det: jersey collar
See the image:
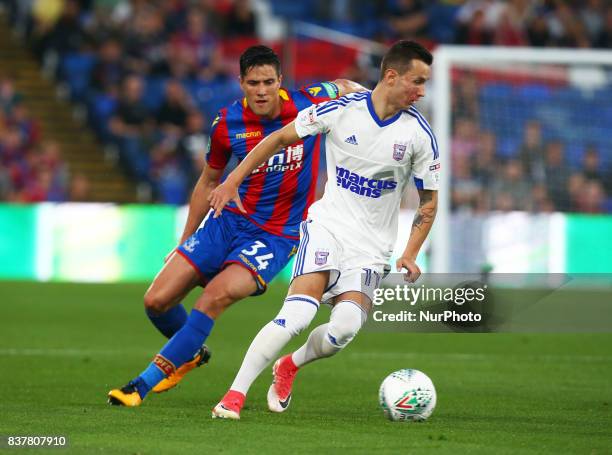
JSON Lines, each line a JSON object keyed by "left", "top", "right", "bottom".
{"left": 366, "top": 92, "right": 402, "bottom": 127}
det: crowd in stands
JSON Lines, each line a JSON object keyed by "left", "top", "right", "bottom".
{"left": 451, "top": 117, "right": 612, "bottom": 214}
{"left": 0, "top": 74, "right": 90, "bottom": 202}
{"left": 1, "top": 0, "right": 610, "bottom": 212}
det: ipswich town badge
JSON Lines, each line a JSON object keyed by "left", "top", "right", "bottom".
{"left": 393, "top": 143, "right": 407, "bottom": 161}
{"left": 315, "top": 250, "right": 329, "bottom": 266}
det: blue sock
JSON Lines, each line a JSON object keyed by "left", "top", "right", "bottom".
{"left": 146, "top": 304, "right": 188, "bottom": 339}
{"left": 134, "top": 310, "right": 214, "bottom": 399}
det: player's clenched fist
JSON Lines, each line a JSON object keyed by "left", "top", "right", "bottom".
{"left": 396, "top": 256, "right": 421, "bottom": 283}
{"left": 208, "top": 181, "right": 246, "bottom": 218}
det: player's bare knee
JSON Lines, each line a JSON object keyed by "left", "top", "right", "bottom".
{"left": 143, "top": 289, "right": 171, "bottom": 314}
{"left": 195, "top": 288, "right": 236, "bottom": 318}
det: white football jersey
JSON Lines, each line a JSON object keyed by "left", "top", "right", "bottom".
{"left": 294, "top": 91, "right": 440, "bottom": 263}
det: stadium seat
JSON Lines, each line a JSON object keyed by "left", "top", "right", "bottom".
{"left": 518, "top": 84, "right": 552, "bottom": 101}
{"left": 427, "top": 4, "right": 461, "bottom": 43}
{"left": 60, "top": 53, "right": 96, "bottom": 101}
{"left": 143, "top": 77, "right": 168, "bottom": 112}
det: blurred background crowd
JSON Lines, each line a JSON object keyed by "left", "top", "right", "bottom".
{"left": 0, "top": 0, "right": 610, "bottom": 212}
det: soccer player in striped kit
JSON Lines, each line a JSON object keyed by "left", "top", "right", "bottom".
{"left": 108, "top": 45, "right": 365, "bottom": 406}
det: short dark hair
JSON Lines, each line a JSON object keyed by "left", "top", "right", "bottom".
{"left": 380, "top": 40, "right": 433, "bottom": 79}
{"left": 239, "top": 45, "right": 281, "bottom": 78}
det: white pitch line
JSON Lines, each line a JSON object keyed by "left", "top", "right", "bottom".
{"left": 0, "top": 348, "right": 153, "bottom": 357}
{"left": 349, "top": 351, "right": 612, "bottom": 364}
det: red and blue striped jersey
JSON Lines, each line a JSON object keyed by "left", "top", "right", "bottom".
{"left": 206, "top": 82, "right": 339, "bottom": 239}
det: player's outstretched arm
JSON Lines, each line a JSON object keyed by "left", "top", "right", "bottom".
{"left": 396, "top": 189, "right": 438, "bottom": 282}
{"left": 332, "top": 79, "right": 369, "bottom": 96}
{"left": 208, "top": 121, "right": 301, "bottom": 218}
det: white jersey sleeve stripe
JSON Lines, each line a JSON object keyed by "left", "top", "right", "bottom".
{"left": 408, "top": 107, "right": 439, "bottom": 156}
{"left": 406, "top": 110, "right": 439, "bottom": 159}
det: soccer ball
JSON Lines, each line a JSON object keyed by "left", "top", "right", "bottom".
{"left": 378, "top": 369, "right": 436, "bottom": 421}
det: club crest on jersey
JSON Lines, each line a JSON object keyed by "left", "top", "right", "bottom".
{"left": 393, "top": 143, "right": 407, "bottom": 161}
{"left": 315, "top": 250, "right": 329, "bottom": 266}
{"left": 183, "top": 236, "right": 199, "bottom": 253}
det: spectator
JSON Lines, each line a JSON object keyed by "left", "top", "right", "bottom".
{"left": 471, "top": 130, "right": 496, "bottom": 187}
{"left": 451, "top": 117, "right": 479, "bottom": 171}
{"left": 90, "top": 37, "right": 127, "bottom": 94}
{"left": 543, "top": 140, "right": 571, "bottom": 211}
{"left": 9, "top": 103, "right": 41, "bottom": 148}
{"left": 493, "top": 1, "right": 528, "bottom": 46}
{"left": 526, "top": 14, "right": 552, "bottom": 47}
{"left": 594, "top": 6, "right": 612, "bottom": 48}
{"left": 109, "top": 75, "right": 153, "bottom": 182}
{"left": 530, "top": 184, "right": 555, "bottom": 213}
{"left": 39, "top": 0, "right": 88, "bottom": 60}
{"left": 452, "top": 154, "right": 483, "bottom": 212}
{"left": 123, "top": 6, "right": 168, "bottom": 76}
{"left": 385, "top": 0, "right": 428, "bottom": 40}
{"left": 69, "top": 172, "right": 91, "bottom": 201}
{"left": 581, "top": 0, "right": 605, "bottom": 43}
{"left": 0, "top": 163, "right": 12, "bottom": 200}
{"left": 224, "top": 0, "right": 256, "bottom": 37}
{"left": 455, "top": 7, "right": 494, "bottom": 45}
{"left": 574, "top": 180, "right": 606, "bottom": 213}
{"left": 156, "top": 80, "right": 192, "bottom": 137}
{"left": 457, "top": 7, "right": 495, "bottom": 45}
{"left": 567, "top": 172, "right": 585, "bottom": 212}
{"left": 171, "top": 8, "right": 219, "bottom": 72}
{"left": 39, "top": 140, "right": 69, "bottom": 193}
{"left": 547, "top": 2, "right": 590, "bottom": 48}
{"left": 175, "top": 110, "right": 209, "bottom": 184}
{"left": 452, "top": 73, "right": 480, "bottom": 122}
{"left": 0, "top": 76, "right": 22, "bottom": 114}
{"left": 580, "top": 146, "right": 609, "bottom": 192}
{"left": 518, "top": 120, "right": 545, "bottom": 182}
{"left": 0, "top": 128, "right": 25, "bottom": 168}
{"left": 489, "top": 159, "right": 532, "bottom": 211}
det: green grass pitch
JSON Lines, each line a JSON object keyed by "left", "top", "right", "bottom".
{"left": 1, "top": 281, "right": 611, "bottom": 454}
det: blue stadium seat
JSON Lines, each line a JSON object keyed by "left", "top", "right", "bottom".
{"left": 480, "top": 83, "right": 514, "bottom": 101}
{"left": 60, "top": 53, "right": 96, "bottom": 101}
{"left": 427, "top": 4, "right": 460, "bottom": 43}
{"left": 565, "top": 143, "right": 585, "bottom": 169}
{"left": 497, "top": 137, "right": 520, "bottom": 158}
{"left": 269, "top": 0, "right": 309, "bottom": 19}
{"left": 88, "top": 93, "right": 117, "bottom": 141}
{"left": 518, "top": 84, "right": 551, "bottom": 101}
{"left": 143, "top": 77, "right": 168, "bottom": 112}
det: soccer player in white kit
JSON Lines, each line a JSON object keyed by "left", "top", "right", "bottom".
{"left": 208, "top": 41, "right": 439, "bottom": 419}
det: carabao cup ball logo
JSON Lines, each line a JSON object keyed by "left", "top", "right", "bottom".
{"left": 393, "top": 389, "right": 434, "bottom": 416}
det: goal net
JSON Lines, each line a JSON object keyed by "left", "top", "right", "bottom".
{"left": 431, "top": 46, "right": 612, "bottom": 273}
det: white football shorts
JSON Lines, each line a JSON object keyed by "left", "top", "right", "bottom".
{"left": 291, "top": 220, "right": 388, "bottom": 304}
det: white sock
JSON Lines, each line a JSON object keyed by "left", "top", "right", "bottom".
{"left": 292, "top": 300, "right": 367, "bottom": 368}
{"left": 229, "top": 294, "right": 319, "bottom": 395}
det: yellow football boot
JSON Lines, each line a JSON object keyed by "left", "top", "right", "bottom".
{"left": 108, "top": 382, "right": 143, "bottom": 407}
{"left": 152, "top": 345, "right": 211, "bottom": 393}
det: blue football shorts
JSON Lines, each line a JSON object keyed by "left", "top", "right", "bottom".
{"left": 177, "top": 210, "right": 298, "bottom": 295}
